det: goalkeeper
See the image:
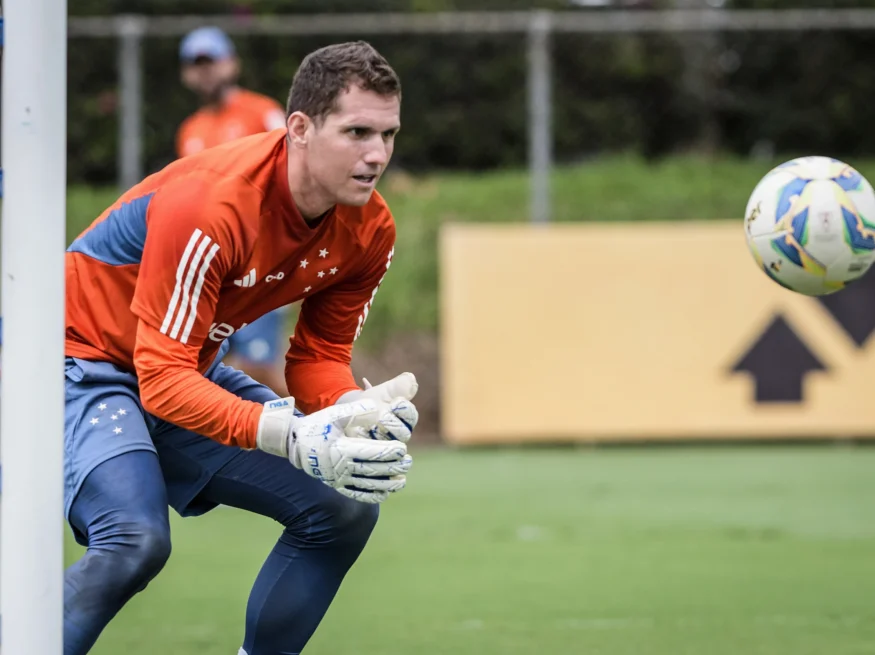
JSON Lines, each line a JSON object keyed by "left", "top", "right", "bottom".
{"left": 62, "top": 41, "right": 417, "bottom": 655}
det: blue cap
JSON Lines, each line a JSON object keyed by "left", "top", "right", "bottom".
{"left": 179, "top": 26, "right": 235, "bottom": 63}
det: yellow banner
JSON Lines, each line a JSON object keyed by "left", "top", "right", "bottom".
{"left": 439, "top": 222, "right": 875, "bottom": 445}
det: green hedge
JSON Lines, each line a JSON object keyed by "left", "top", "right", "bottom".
{"left": 67, "top": 0, "right": 875, "bottom": 184}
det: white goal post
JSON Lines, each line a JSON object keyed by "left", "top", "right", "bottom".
{"left": 0, "top": 0, "right": 67, "bottom": 653}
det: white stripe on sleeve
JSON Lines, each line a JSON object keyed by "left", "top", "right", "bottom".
{"left": 160, "top": 229, "right": 203, "bottom": 335}
{"left": 168, "top": 233, "right": 212, "bottom": 340}
{"left": 180, "top": 242, "right": 221, "bottom": 344}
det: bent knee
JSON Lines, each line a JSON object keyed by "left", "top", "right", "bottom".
{"left": 308, "top": 495, "right": 380, "bottom": 546}
{"left": 130, "top": 524, "right": 172, "bottom": 575}
{"left": 338, "top": 498, "right": 380, "bottom": 535}
{"left": 89, "top": 520, "right": 172, "bottom": 589}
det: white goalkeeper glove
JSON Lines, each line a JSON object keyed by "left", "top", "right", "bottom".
{"left": 255, "top": 397, "right": 412, "bottom": 504}
{"left": 337, "top": 372, "right": 419, "bottom": 443}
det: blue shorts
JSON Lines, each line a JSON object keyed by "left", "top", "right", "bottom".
{"left": 64, "top": 350, "right": 278, "bottom": 529}
{"left": 227, "top": 307, "right": 286, "bottom": 365}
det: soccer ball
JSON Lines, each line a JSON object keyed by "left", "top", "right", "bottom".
{"left": 744, "top": 156, "right": 875, "bottom": 296}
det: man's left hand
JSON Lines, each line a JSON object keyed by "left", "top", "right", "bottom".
{"left": 338, "top": 372, "right": 419, "bottom": 443}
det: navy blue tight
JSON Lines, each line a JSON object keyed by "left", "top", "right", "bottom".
{"left": 64, "top": 448, "right": 378, "bottom": 655}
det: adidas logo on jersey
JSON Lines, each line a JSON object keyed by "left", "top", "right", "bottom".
{"left": 234, "top": 268, "right": 257, "bottom": 288}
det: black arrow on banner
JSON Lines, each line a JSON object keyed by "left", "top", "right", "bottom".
{"left": 817, "top": 267, "right": 875, "bottom": 348}
{"left": 731, "top": 314, "right": 826, "bottom": 403}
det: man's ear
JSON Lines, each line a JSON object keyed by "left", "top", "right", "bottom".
{"left": 286, "top": 112, "right": 310, "bottom": 148}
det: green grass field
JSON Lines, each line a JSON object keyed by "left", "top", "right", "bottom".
{"left": 68, "top": 445, "right": 875, "bottom": 655}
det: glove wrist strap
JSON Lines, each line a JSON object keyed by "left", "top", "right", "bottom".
{"left": 255, "top": 397, "right": 297, "bottom": 460}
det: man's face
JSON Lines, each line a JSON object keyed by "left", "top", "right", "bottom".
{"left": 181, "top": 56, "right": 239, "bottom": 102}
{"left": 302, "top": 85, "right": 401, "bottom": 208}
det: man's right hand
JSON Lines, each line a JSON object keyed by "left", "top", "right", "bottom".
{"left": 256, "top": 397, "right": 413, "bottom": 504}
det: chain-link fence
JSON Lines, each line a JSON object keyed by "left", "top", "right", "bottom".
{"left": 67, "top": 8, "right": 875, "bottom": 222}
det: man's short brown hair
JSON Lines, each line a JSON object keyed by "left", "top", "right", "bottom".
{"left": 286, "top": 41, "right": 401, "bottom": 122}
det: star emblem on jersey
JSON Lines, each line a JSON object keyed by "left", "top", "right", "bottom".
{"left": 291, "top": 243, "right": 345, "bottom": 297}
{"left": 92, "top": 404, "right": 129, "bottom": 436}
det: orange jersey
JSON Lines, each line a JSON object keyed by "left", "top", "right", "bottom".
{"left": 176, "top": 88, "right": 286, "bottom": 158}
{"left": 66, "top": 129, "right": 396, "bottom": 448}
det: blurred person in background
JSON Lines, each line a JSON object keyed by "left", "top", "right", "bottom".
{"left": 177, "top": 25, "right": 289, "bottom": 394}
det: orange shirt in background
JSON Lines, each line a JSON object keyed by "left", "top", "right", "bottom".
{"left": 176, "top": 88, "right": 286, "bottom": 158}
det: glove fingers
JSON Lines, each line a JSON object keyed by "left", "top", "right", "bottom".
{"left": 349, "top": 400, "right": 419, "bottom": 442}
{"left": 373, "top": 412, "right": 413, "bottom": 443}
{"left": 359, "top": 372, "right": 419, "bottom": 403}
{"left": 350, "top": 455, "right": 413, "bottom": 477}
{"left": 345, "top": 475, "right": 407, "bottom": 493}
{"left": 337, "top": 487, "right": 388, "bottom": 504}
{"left": 308, "top": 399, "right": 381, "bottom": 431}
{"left": 384, "top": 372, "right": 419, "bottom": 402}
{"left": 389, "top": 398, "right": 419, "bottom": 431}
{"left": 339, "top": 438, "right": 408, "bottom": 462}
